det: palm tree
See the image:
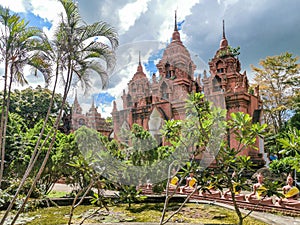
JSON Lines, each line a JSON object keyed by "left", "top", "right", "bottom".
{"left": 0, "top": 6, "right": 51, "bottom": 188}
{"left": 1, "top": 0, "right": 118, "bottom": 223}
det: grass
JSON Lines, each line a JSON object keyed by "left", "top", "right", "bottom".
{"left": 46, "top": 190, "right": 69, "bottom": 198}
{"left": 0, "top": 203, "right": 269, "bottom": 225}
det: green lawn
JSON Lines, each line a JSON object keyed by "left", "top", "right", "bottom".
{"left": 46, "top": 190, "right": 69, "bottom": 198}
{"left": 1, "top": 203, "right": 268, "bottom": 225}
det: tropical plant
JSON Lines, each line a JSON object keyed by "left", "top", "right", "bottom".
{"left": 116, "top": 185, "right": 147, "bottom": 209}
{"left": 67, "top": 152, "right": 100, "bottom": 225}
{"left": 1, "top": 0, "right": 118, "bottom": 223}
{"left": 215, "top": 112, "right": 268, "bottom": 225}
{"left": 0, "top": 5, "right": 50, "bottom": 189}
{"left": 277, "top": 127, "right": 300, "bottom": 172}
{"left": 159, "top": 92, "right": 227, "bottom": 225}
{"left": 0, "top": 112, "right": 27, "bottom": 181}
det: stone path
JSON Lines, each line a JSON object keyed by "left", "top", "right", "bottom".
{"left": 214, "top": 201, "right": 300, "bottom": 225}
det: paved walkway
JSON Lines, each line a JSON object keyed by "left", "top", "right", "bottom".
{"left": 52, "top": 184, "right": 300, "bottom": 225}
{"left": 213, "top": 201, "right": 300, "bottom": 225}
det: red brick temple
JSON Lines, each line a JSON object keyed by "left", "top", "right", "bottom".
{"left": 202, "top": 21, "right": 263, "bottom": 165}
{"left": 111, "top": 16, "right": 265, "bottom": 166}
{"left": 71, "top": 93, "right": 112, "bottom": 137}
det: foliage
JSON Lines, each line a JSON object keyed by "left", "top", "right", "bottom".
{"left": 251, "top": 52, "right": 300, "bottom": 134}
{"left": 117, "top": 123, "right": 176, "bottom": 186}
{"left": 269, "top": 157, "right": 295, "bottom": 177}
{"left": 0, "top": 112, "right": 27, "bottom": 180}
{"left": 4, "top": 177, "right": 41, "bottom": 199}
{"left": 122, "top": 124, "right": 159, "bottom": 166}
{"left": 288, "top": 90, "right": 300, "bottom": 129}
{"left": 0, "top": 1, "right": 119, "bottom": 223}
{"left": 4, "top": 87, "right": 69, "bottom": 129}
{"left": 275, "top": 127, "right": 300, "bottom": 172}
{"left": 159, "top": 92, "right": 227, "bottom": 225}
{"left": 116, "top": 185, "right": 147, "bottom": 209}
{"left": 0, "top": 189, "right": 11, "bottom": 208}
{"left": 159, "top": 92, "right": 270, "bottom": 225}
{"left": 218, "top": 45, "right": 240, "bottom": 58}
{"left": 0, "top": 4, "right": 50, "bottom": 191}
{"left": 215, "top": 112, "right": 268, "bottom": 225}
{"left": 0, "top": 178, "right": 43, "bottom": 211}
{"left": 54, "top": 0, "right": 118, "bottom": 91}
{"left": 67, "top": 130, "right": 107, "bottom": 225}
{"left": 2, "top": 114, "right": 81, "bottom": 196}
{"left": 6, "top": 119, "right": 65, "bottom": 193}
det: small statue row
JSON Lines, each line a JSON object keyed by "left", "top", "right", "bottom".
{"left": 168, "top": 170, "right": 300, "bottom": 209}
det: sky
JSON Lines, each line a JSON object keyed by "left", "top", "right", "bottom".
{"left": 0, "top": 0, "right": 300, "bottom": 118}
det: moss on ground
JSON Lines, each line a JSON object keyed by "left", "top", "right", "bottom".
{"left": 1, "top": 203, "right": 268, "bottom": 225}
{"left": 46, "top": 190, "right": 68, "bottom": 198}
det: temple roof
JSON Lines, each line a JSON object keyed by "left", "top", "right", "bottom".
{"left": 131, "top": 52, "right": 147, "bottom": 81}
{"left": 220, "top": 20, "right": 228, "bottom": 49}
{"left": 158, "top": 11, "right": 195, "bottom": 75}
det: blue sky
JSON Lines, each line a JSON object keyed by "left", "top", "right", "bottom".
{"left": 19, "top": 12, "right": 52, "bottom": 29}
{"left": 1, "top": 0, "right": 300, "bottom": 117}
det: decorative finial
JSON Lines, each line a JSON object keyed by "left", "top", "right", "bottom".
{"left": 91, "top": 96, "right": 95, "bottom": 108}
{"left": 174, "top": 10, "right": 178, "bottom": 31}
{"left": 137, "top": 51, "right": 143, "bottom": 72}
{"left": 219, "top": 20, "right": 228, "bottom": 49}
{"left": 138, "top": 51, "right": 141, "bottom": 65}
{"left": 222, "top": 20, "right": 226, "bottom": 39}
{"left": 74, "top": 89, "right": 78, "bottom": 103}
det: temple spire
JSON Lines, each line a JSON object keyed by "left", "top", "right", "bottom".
{"left": 74, "top": 90, "right": 79, "bottom": 104}
{"left": 137, "top": 51, "right": 143, "bottom": 72}
{"left": 222, "top": 19, "right": 226, "bottom": 39}
{"left": 174, "top": 10, "right": 178, "bottom": 31}
{"left": 138, "top": 51, "right": 141, "bottom": 65}
{"left": 91, "top": 96, "right": 95, "bottom": 109}
{"left": 219, "top": 20, "right": 228, "bottom": 49}
{"left": 172, "top": 10, "right": 181, "bottom": 42}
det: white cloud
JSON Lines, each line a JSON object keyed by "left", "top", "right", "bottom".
{"left": 118, "top": 0, "right": 150, "bottom": 34}
{"left": 29, "top": 0, "right": 63, "bottom": 22}
{"left": 0, "top": 0, "right": 26, "bottom": 12}
{"left": 218, "top": 0, "right": 240, "bottom": 8}
{"left": 1, "top": 0, "right": 300, "bottom": 118}
{"left": 29, "top": 0, "right": 64, "bottom": 40}
{"left": 156, "top": 0, "right": 200, "bottom": 43}
{"left": 99, "top": 103, "right": 113, "bottom": 118}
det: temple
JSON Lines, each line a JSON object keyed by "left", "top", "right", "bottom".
{"left": 71, "top": 15, "right": 265, "bottom": 166}
{"left": 202, "top": 20, "right": 263, "bottom": 164}
{"left": 111, "top": 16, "right": 265, "bottom": 166}
{"left": 112, "top": 12, "right": 202, "bottom": 144}
{"left": 71, "top": 93, "right": 112, "bottom": 137}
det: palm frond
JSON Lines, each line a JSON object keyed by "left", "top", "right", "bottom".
{"left": 81, "top": 41, "right": 116, "bottom": 71}
{"left": 81, "top": 22, "right": 119, "bottom": 50}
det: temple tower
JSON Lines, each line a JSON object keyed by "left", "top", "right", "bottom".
{"left": 112, "top": 11, "right": 201, "bottom": 142}
{"left": 202, "top": 21, "right": 264, "bottom": 166}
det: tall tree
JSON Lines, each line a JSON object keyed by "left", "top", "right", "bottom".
{"left": 7, "top": 86, "right": 69, "bottom": 129}
{"left": 2, "top": 0, "right": 118, "bottom": 224}
{"left": 251, "top": 52, "right": 300, "bottom": 134}
{"left": 0, "top": 6, "right": 50, "bottom": 188}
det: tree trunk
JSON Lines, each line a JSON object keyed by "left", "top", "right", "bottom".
{"left": 9, "top": 63, "right": 72, "bottom": 225}
{"left": 0, "top": 62, "right": 60, "bottom": 225}
{"left": 0, "top": 58, "right": 9, "bottom": 188}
